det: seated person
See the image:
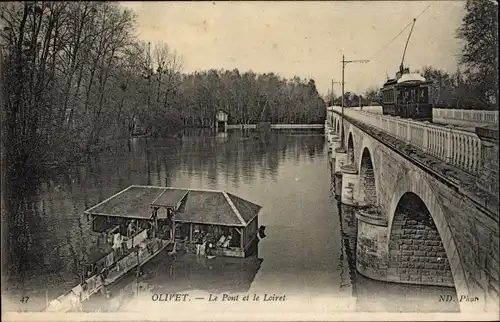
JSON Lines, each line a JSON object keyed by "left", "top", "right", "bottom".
{"left": 216, "top": 234, "right": 226, "bottom": 247}
{"left": 162, "top": 225, "right": 170, "bottom": 238}
{"left": 193, "top": 230, "right": 204, "bottom": 243}
{"left": 221, "top": 235, "right": 232, "bottom": 248}
{"left": 127, "top": 221, "right": 136, "bottom": 237}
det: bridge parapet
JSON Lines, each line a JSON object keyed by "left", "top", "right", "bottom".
{"left": 434, "top": 108, "right": 498, "bottom": 127}
{"left": 476, "top": 126, "right": 499, "bottom": 197}
{"left": 330, "top": 107, "right": 482, "bottom": 174}
{"left": 328, "top": 107, "right": 499, "bottom": 313}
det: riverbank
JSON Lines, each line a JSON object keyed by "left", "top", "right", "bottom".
{"left": 226, "top": 124, "right": 324, "bottom": 130}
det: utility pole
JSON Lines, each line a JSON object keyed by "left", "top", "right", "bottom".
{"left": 331, "top": 79, "right": 334, "bottom": 106}
{"left": 331, "top": 79, "right": 342, "bottom": 106}
{"left": 341, "top": 55, "right": 369, "bottom": 147}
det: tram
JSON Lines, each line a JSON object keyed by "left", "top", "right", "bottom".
{"left": 380, "top": 68, "right": 432, "bottom": 121}
{"left": 379, "top": 19, "right": 433, "bottom": 122}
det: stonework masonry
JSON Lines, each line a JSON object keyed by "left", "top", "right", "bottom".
{"left": 358, "top": 152, "right": 376, "bottom": 206}
{"left": 341, "top": 166, "right": 359, "bottom": 206}
{"left": 329, "top": 110, "right": 500, "bottom": 313}
{"left": 478, "top": 138, "right": 499, "bottom": 197}
{"left": 388, "top": 210, "right": 454, "bottom": 287}
{"left": 356, "top": 220, "right": 388, "bottom": 281}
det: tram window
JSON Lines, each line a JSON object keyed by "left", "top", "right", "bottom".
{"left": 420, "top": 87, "right": 428, "bottom": 103}
{"left": 399, "top": 90, "right": 407, "bottom": 103}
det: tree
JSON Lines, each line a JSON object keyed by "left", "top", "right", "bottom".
{"left": 324, "top": 92, "right": 337, "bottom": 107}
{"left": 1, "top": 2, "right": 327, "bottom": 173}
{"left": 456, "top": 0, "right": 498, "bottom": 109}
{"left": 364, "top": 87, "right": 380, "bottom": 105}
{"left": 421, "top": 66, "right": 456, "bottom": 108}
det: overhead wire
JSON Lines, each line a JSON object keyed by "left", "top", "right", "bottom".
{"left": 368, "top": 1, "right": 436, "bottom": 61}
{"left": 331, "top": 1, "right": 435, "bottom": 95}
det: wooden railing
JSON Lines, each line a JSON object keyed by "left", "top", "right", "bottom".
{"left": 329, "top": 106, "right": 482, "bottom": 174}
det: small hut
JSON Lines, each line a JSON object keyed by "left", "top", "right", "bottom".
{"left": 215, "top": 109, "right": 229, "bottom": 132}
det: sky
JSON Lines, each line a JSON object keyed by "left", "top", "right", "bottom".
{"left": 121, "top": 1, "right": 466, "bottom": 96}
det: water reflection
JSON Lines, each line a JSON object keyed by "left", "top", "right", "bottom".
{"left": 83, "top": 249, "right": 264, "bottom": 312}
{"left": 3, "top": 127, "right": 464, "bottom": 313}
{"left": 2, "top": 169, "right": 90, "bottom": 311}
{"left": 2, "top": 129, "right": 326, "bottom": 311}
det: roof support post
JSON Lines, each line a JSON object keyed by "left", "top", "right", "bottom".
{"left": 240, "top": 227, "right": 244, "bottom": 250}
{"left": 172, "top": 221, "right": 176, "bottom": 242}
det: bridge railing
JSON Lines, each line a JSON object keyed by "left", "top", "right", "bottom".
{"left": 433, "top": 108, "right": 498, "bottom": 126}
{"left": 330, "top": 107, "right": 482, "bottom": 174}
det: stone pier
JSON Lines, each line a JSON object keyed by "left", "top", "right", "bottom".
{"left": 327, "top": 106, "right": 499, "bottom": 314}
{"left": 332, "top": 147, "right": 347, "bottom": 199}
{"left": 334, "top": 147, "right": 347, "bottom": 174}
{"left": 340, "top": 164, "right": 360, "bottom": 206}
{"left": 355, "top": 207, "right": 389, "bottom": 281}
{"left": 330, "top": 135, "right": 341, "bottom": 159}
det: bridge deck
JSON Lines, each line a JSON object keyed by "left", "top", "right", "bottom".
{"left": 333, "top": 111, "right": 498, "bottom": 218}
{"left": 345, "top": 106, "right": 494, "bottom": 132}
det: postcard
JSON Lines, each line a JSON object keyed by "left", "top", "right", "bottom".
{"left": 1, "top": 1, "right": 498, "bottom": 321}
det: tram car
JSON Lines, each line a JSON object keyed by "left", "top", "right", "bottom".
{"left": 380, "top": 70, "right": 433, "bottom": 121}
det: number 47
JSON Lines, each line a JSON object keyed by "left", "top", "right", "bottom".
{"left": 20, "top": 296, "right": 29, "bottom": 303}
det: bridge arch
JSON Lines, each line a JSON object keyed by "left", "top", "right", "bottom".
{"left": 357, "top": 147, "right": 378, "bottom": 206}
{"left": 347, "top": 131, "right": 355, "bottom": 165}
{"left": 387, "top": 170, "right": 468, "bottom": 302}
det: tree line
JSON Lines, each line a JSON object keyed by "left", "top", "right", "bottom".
{"left": 178, "top": 71, "right": 325, "bottom": 128}
{"left": 1, "top": 2, "right": 326, "bottom": 171}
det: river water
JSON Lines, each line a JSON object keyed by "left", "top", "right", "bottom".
{"left": 2, "top": 129, "right": 458, "bottom": 313}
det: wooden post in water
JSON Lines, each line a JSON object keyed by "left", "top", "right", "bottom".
{"left": 151, "top": 209, "right": 157, "bottom": 238}
{"left": 136, "top": 249, "right": 140, "bottom": 295}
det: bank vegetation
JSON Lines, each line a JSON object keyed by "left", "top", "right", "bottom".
{"left": 1, "top": 2, "right": 326, "bottom": 171}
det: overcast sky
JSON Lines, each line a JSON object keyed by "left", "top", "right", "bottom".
{"left": 121, "top": 1, "right": 465, "bottom": 96}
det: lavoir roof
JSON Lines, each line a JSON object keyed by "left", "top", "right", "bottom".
{"left": 84, "top": 185, "right": 262, "bottom": 227}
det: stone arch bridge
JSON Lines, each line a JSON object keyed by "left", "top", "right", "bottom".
{"left": 326, "top": 107, "right": 499, "bottom": 313}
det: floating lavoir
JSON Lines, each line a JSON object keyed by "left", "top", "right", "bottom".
{"left": 46, "top": 185, "right": 265, "bottom": 312}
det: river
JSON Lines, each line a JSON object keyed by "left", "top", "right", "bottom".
{"left": 2, "top": 128, "right": 458, "bottom": 313}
